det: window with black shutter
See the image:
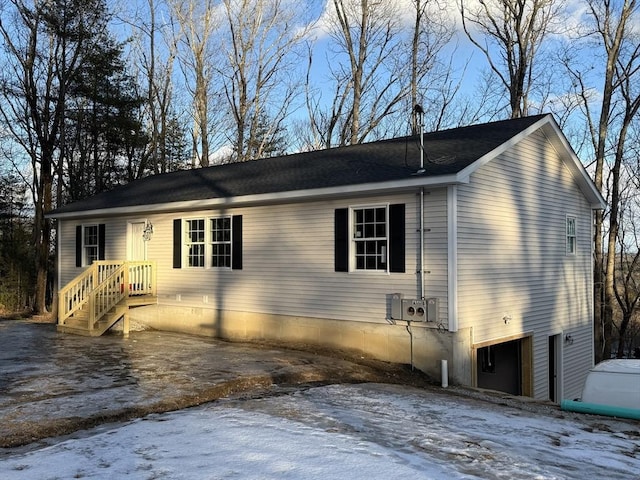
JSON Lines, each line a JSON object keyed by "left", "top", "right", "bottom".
{"left": 334, "top": 204, "right": 405, "bottom": 273}
{"left": 75, "top": 223, "right": 106, "bottom": 267}
{"left": 173, "top": 215, "right": 243, "bottom": 270}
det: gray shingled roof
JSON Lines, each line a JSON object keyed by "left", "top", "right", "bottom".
{"left": 48, "top": 114, "right": 549, "bottom": 215}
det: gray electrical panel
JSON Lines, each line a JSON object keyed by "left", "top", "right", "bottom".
{"left": 391, "top": 295, "right": 438, "bottom": 323}
{"left": 402, "top": 299, "right": 427, "bottom": 321}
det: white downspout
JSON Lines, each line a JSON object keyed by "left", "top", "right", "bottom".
{"left": 418, "top": 108, "right": 425, "bottom": 301}
{"left": 420, "top": 187, "right": 425, "bottom": 300}
{"left": 448, "top": 185, "right": 458, "bottom": 332}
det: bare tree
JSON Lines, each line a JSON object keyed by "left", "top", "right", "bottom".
{"left": 170, "top": 0, "right": 219, "bottom": 167}
{"left": 126, "top": 0, "right": 187, "bottom": 175}
{"left": 408, "top": 0, "right": 456, "bottom": 133}
{"left": 564, "top": 0, "right": 640, "bottom": 361}
{"left": 309, "top": 0, "right": 408, "bottom": 147}
{"left": 460, "top": 0, "right": 562, "bottom": 118}
{"left": 220, "top": 0, "right": 313, "bottom": 163}
{"left": 609, "top": 66, "right": 640, "bottom": 359}
{"left": 0, "top": 0, "right": 111, "bottom": 314}
{"left": 614, "top": 165, "right": 640, "bottom": 357}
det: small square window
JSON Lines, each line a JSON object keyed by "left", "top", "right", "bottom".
{"left": 566, "top": 217, "right": 576, "bottom": 255}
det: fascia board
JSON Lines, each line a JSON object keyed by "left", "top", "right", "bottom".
{"left": 540, "top": 120, "right": 607, "bottom": 210}
{"left": 456, "top": 114, "right": 553, "bottom": 182}
{"left": 455, "top": 114, "right": 606, "bottom": 211}
{"left": 46, "top": 174, "right": 467, "bottom": 220}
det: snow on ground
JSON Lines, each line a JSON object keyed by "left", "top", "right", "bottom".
{"left": 2, "top": 383, "right": 638, "bottom": 479}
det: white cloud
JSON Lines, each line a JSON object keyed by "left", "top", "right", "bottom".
{"left": 310, "top": 0, "right": 463, "bottom": 41}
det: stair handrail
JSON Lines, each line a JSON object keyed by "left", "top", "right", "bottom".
{"left": 58, "top": 261, "right": 124, "bottom": 325}
{"left": 88, "top": 263, "right": 129, "bottom": 331}
{"left": 58, "top": 263, "right": 97, "bottom": 325}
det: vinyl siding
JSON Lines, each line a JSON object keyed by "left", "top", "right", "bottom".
{"left": 422, "top": 189, "right": 450, "bottom": 316}
{"left": 58, "top": 191, "right": 450, "bottom": 326}
{"left": 457, "top": 130, "right": 594, "bottom": 399}
{"left": 561, "top": 326, "right": 593, "bottom": 400}
{"left": 58, "top": 218, "right": 127, "bottom": 285}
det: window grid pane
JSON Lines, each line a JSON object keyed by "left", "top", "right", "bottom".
{"left": 353, "top": 207, "right": 387, "bottom": 271}
{"left": 188, "top": 244, "right": 205, "bottom": 267}
{"left": 566, "top": 217, "right": 576, "bottom": 255}
{"left": 186, "top": 219, "right": 205, "bottom": 267}
{"left": 211, "top": 217, "right": 232, "bottom": 268}
{"left": 85, "top": 246, "right": 98, "bottom": 265}
{"left": 188, "top": 219, "right": 205, "bottom": 242}
{"left": 84, "top": 225, "right": 98, "bottom": 245}
{"left": 84, "top": 225, "right": 98, "bottom": 265}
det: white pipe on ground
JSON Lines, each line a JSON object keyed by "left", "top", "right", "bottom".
{"left": 441, "top": 359, "right": 448, "bottom": 388}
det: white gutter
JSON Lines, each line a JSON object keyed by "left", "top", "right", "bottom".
{"left": 47, "top": 174, "right": 468, "bottom": 220}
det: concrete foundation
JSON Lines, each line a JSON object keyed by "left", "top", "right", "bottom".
{"left": 129, "top": 303, "right": 473, "bottom": 385}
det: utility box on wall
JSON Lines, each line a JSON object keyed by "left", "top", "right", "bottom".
{"left": 402, "top": 299, "right": 428, "bottom": 321}
{"left": 391, "top": 294, "right": 438, "bottom": 323}
{"left": 391, "top": 293, "right": 404, "bottom": 320}
{"left": 426, "top": 297, "right": 438, "bottom": 322}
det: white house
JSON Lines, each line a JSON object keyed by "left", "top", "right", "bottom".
{"left": 47, "top": 114, "right": 605, "bottom": 402}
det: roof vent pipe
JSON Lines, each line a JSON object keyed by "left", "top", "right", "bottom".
{"left": 413, "top": 104, "right": 425, "bottom": 172}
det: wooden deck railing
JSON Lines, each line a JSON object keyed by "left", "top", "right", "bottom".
{"left": 58, "top": 261, "right": 156, "bottom": 328}
{"left": 126, "top": 261, "right": 157, "bottom": 296}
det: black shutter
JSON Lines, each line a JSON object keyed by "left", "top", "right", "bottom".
{"left": 75, "top": 225, "right": 82, "bottom": 267}
{"left": 173, "top": 219, "right": 182, "bottom": 269}
{"left": 232, "top": 215, "right": 243, "bottom": 270}
{"left": 335, "top": 208, "right": 349, "bottom": 272}
{"left": 389, "top": 204, "right": 405, "bottom": 273}
{"left": 98, "top": 224, "right": 106, "bottom": 260}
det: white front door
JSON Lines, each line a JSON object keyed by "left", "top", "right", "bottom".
{"left": 129, "top": 221, "right": 147, "bottom": 261}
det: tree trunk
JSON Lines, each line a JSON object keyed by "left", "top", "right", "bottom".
{"left": 593, "top": 226, "right": 606, "bottom": 362}
{"left": 33, "top": 167, "right": 53, "bottom": 314}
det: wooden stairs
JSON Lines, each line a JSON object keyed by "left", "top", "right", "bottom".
{"left": 57, "top": 261, "right": 157, "bottom": 336}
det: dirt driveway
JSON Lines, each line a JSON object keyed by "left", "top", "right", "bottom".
{"left": 0, "top": 319, "right": 430, "bottom": 448}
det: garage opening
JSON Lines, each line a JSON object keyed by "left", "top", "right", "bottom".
{"left": 476, "top": 337, "right": 532, "bottom": 396}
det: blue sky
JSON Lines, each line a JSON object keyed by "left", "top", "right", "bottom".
{"left": 94, "top": 1, "right": 635, "bottom": 158}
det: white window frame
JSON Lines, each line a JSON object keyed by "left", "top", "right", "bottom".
{"left": 210, "top": 216, "right": 232, "bottom": 268}
{"left": 566, "top": 216, "right": 576, "bottom": 255}
{"left": 184, "top": 216, "right": 232, "bottom": 269}
{"left": 185, "top": 219, "right": 206, "bottom": 267}
{"left": 83, "top": 224, "right": 99, "bottom": 266}
{"left": 350, "top": 204, "right": 389, "bottom": 272}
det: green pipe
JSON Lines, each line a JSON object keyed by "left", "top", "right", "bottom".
{"left": 561, "top": 400, "right": 640, "bottom": 420}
